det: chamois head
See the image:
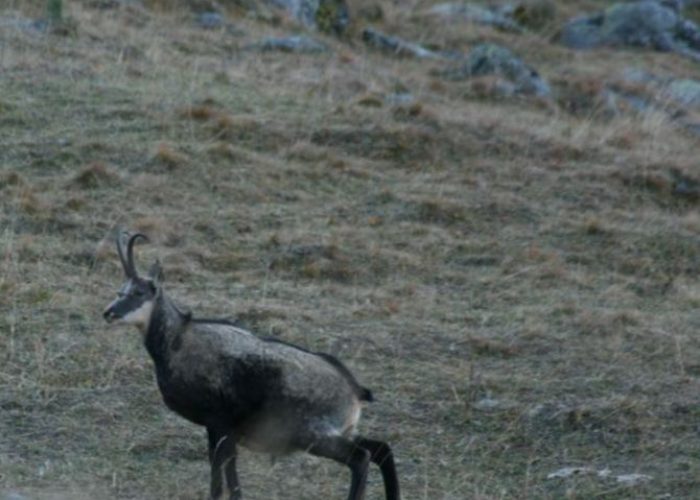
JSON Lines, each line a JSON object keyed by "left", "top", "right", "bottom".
{"left": 103, "top": 231, "right": 162, "bottom": 329}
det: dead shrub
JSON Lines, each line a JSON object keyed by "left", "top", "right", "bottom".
{"left": 70, "top": 162, "right": 120, "bottom": 189}
{"left": 151, "top": 143, "right": 188, "bottom": 170}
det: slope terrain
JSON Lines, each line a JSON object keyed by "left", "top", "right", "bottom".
{"left": 2, "top": 0, "right": 700, "bottom": 498}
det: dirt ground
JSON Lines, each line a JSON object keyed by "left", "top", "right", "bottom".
{"left": 2, "top": 0, "right": 700, "bottom": 498}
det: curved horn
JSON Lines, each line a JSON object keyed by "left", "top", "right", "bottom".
{"left": 126, "top": 233, "right": 149, "bottom": 278}
{"left": 116, "top": 230, "right": 133, "bottom": 277}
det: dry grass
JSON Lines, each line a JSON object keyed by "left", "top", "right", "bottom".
{"left": 2, "top": 0, "right": 700, "bottom": 499}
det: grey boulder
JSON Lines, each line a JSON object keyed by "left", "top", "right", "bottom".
{"left": 439, "top": 43, "right": 550, "bottom": 97}
{"left": 249, "top": 35, "right": 328, "bottom": 53}
{"left": 362, "top": 28, "right": 444, "bottom": 59}
{"left": 557, "top": 0, "right": 700, "bottom": 57}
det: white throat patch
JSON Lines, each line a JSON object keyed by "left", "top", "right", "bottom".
{"left": 121, "top": 300, "right": 154, "bottom": 330}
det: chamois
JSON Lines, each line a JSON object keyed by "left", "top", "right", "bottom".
{"left": 102, "top": 231, "right": 400, "bottom": 500}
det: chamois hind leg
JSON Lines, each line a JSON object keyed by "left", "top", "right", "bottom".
{"left": 354, "top": 437, "right": 400, "bottom": 500}
{"left": 209, "top": 432, "right": 241, "bottom": 500}
{"left": 207, "top": 427, "right": 218, "bottom": 464}
{"left": 308, "top": 436, "right": 371, "bottom": 500}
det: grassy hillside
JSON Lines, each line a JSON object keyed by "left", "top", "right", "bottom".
{"left": 2, "top": 0, "right": 700, "bottom": 498}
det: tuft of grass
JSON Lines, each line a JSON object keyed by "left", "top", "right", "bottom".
{"left": 512, "top": 0, "right": 557, "bottom": 31}
{"left": 150, "top": 143, "right": 189, "bottom": 171}
{"left": 0, "top": 171, "right": 26, "bottom": 190}
{"left": 46, "top": 0, "right": 62, "bottom": 22}
{"left": 70, "top": 162, "right": 120, "bottom": 189}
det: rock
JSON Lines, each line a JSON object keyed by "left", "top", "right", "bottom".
{"left": 557, "top": 3, "right": 675, "bottom": 50}
{"left": 670, "top": 168, "right": 700, "bottom": 199}
{"left": 683, "top": 121, "right": 700, "bottom": 135}
{"left": 426, "top": 3, "right": 523, "bottom": 32}
{"left": 546, "top": 467, "right": 652, "bottom": 487}
{"left": 0, "top": 11, "right": 79, "bottom": 37}
{"left": 621, "top": 67, "right": 660, "bottom": 85}
{"left": 362, "top": 28, "right": 444, "bottom": 59}
{"left": 665, "top": 78, "right": 700, "bottom": 105}
{"left": 438, "top": 43, "right": 551, "bottom": 97}
{"left": 268, "top": 0, "right": 349, "bottom": 34}
{"left": 196, "top": 12, "right": 225, "bottom": 29}
{"left": 88, "top": 0, "right": 144, "bottom": 8}
{"left": 618, "top": 68, "right": 700, "bottom": 109}
{"left": 426, "top": 1, "right": 557, "bottom": 32}
{"left": 616, "top": 473, "right": 653, "bottom": 486}
{"left": 0, "top": 15, "right": 48, "bottom": 33}
{"left": 2, "top": 493, "right": 29, "bottom": 500}
{"left": 557, "top": 0, "right": 700, "bottom": 58}
{"left": 472, "top": 397, "right": 516, "bottom": 411}
{"left": 385, "top": 93, "right": 415, "bottom": 106}
{"left": 546, "top": 466, "right": 597, "bottom": 480}
{"left": 249, "top": 35, "right": 328, "bottom": 53}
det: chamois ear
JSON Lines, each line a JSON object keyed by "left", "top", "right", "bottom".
{"left": 148, "top": 259, "right": 164, "bottom": 284}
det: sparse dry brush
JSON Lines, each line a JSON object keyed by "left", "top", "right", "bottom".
{"left": 2, "top": 0, "right": 700, "bottom": 498}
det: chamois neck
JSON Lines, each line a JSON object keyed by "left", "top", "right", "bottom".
{"left": 144, "top": 290, "right": 189, "bottom": 365}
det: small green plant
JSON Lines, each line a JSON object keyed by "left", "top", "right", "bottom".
{"left": 47, "top": 0, "right": 63, "bottom": 23}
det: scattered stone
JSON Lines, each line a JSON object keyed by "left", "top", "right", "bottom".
{"left": 472, "top": 397, "right": 516, "bottom": 411}
{"left": 1, "top": 493, "right": 28, "bottom": 500}
{"left": 426, "top": 3, "right": 523, "bottom": 32}
{"left": 616, "top": 68, "right": 700, "bottom": 109}
{"left": 670, "top": 168, "right": 700, "bottom": 200}
{"left": 362, "top": 28, "right": 444, "bottom": 59}
{"left": 597, "top": 468, "right": 612, "bottom": 478}
{"left": 556, "top": 0, "right": 700, "bottom": 60}
{"left": 473, "top": 397, "right": 500, "bottom": 411}
{"left": 616, "top": 473, "right": 653, "bottom": 486}
{"left": 547, "top": 465, "right": 652, "bottom": 486}
{"left": 87, "top": 0, "right": 143, "bottom": 9}
{"left": 385, "top": 93, "right": 415, "bottom": 106}
{"left": 0, "top": 14, "right": 48, "bottom": 33}
{"left": 438, "top": 43, "right": 550, "bottom": 97}
{"left": 546, "top": 466, "right": 597, "bottom": 480}
{"left": 621, "top": 67, "right": 659, "bottom": 85}
{"left": 665, "top": 78, "right": 700, "bottom": 105}
{"left": 554, "top": 65, "right": 700, "bottom": 121}
{"left": 2, "top": 493, "right": 28, "bottom": 500}
{"left": 196, "top": 12, "right": 225, "bottom": 29}
{"left": 683, "top": 121, "right": 700, "bottom": 135}
{"left": 0, "top": 12, "right": 78, "bottom": 37}
{"left": 249, "top": 35, "right": 328, "bottom": 53}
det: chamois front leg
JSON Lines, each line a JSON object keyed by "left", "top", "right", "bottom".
{"left": 207, "top": 426, "right": 219, "bottom": 465}
{"left": 309, "top": 436, "right": 371, "bottom": 500}
{"left": 209, "top": 432, "right": 241, "bottom": 500}
{"left": 354, "top": 437, "right": 400, "bottom": 500}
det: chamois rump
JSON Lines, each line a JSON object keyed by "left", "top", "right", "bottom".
{"left": 102, "top": 231, "right": 399, "bottom": 500}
